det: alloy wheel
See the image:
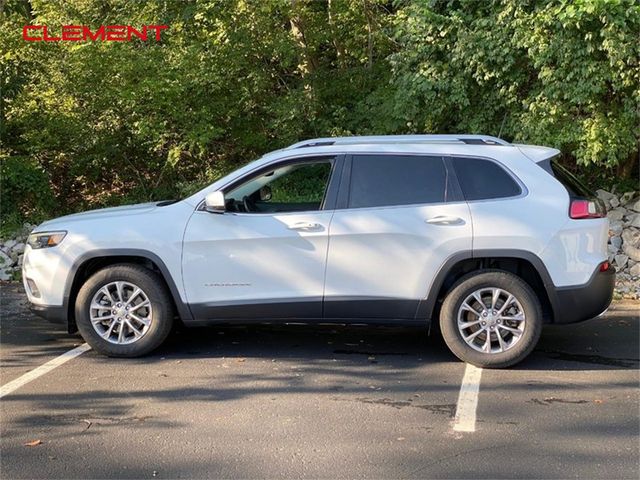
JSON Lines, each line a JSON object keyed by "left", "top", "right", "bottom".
{"left": 457, "top": 287, "right": 526, "bottom": 354}
{"left": 89, "top": 281, "right": 153, "bottom": 344}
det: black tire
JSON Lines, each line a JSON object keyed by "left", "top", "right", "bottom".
{"left": 75, "top": 264, "right": 174, "bottom": 357}
{"left": 439, "top": 270, "right": 543, "bottom": 368}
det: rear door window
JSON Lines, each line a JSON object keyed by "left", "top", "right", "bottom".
{"left": 348, "top": 155, "right": 447, "bottom": 208}
{"left": 451, "top": 157, "right": 522, "bottom": 201}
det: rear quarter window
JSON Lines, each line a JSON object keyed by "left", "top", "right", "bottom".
{"left": 549, "top": 159, "right": 594, "bottom": 198}
{"left": 451, "top": 157, "right": 522, "bottom": 201}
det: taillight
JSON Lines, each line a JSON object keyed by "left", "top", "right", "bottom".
{"left": 599, "top": 261, "right": 611, "bottom": 272}
{"left": 569, "top": 198, "right": 605, "bottom": 219}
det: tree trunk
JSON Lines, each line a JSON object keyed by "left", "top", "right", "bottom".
{"left": 328, "top": 0, "right": 346, "bottom": 68}
{"left": 616, "top": 149, "right": 639, "bottom": 179}
{"left": 290, "top": 0, "right": 316, "bottom": 82}
{"left": 363, "top": 0, "right": 373, "bottom": 69}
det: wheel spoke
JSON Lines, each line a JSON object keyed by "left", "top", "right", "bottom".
{"left": 458, "top": 319, "right": 483, "bottom": 329}
{"left": 491, "top": 288, "right": 502, "bottom": 309}
{"left": 483, "top": 330, "right": 492, "bottom": 352}
{"left": 460, "top": 301, "right": 481, "bottom": 316}
{"left": 495, "top": 328, "right": 506, "bottom": 352}
{"left": 125, "top": 288, "right": 142, "bottom": 306}
{"left": 499, "top": 312, "right": 525, "bottom": 322}
{"left": 129, "top": 300, "right": 150, "bottom": 312}
{"left": 130, "top": 313, "right": 151, "bottom": 327}
{"left": 125, "top": 320, "right": 143, "bottom": 338}
{"left": 498, "top": 324, "right": 522, "bottom": 336}
{"left": 91, "top": 302, "right": 111, "bottom": 311}
{"left": 464, "top": 328, "right": 485, "bottom": 342}
{"left": 115, "top": 282, "right": 125, "bottom": 303}
{"left": 91, "top": 314, "right": 115, "bottom": 323}
{"left": 472, "top": 292, "right": 487, "bottom": 311}
{"left": 99, "top": 287, "right": 116, "bottom": 305}
{"left": 117, "top": 321, "right": 126, "bottom": 343}
{"left": 102, "top": 321, "right": 117, "bottom": 339}
{"left": 497, "top": 294, "right": 515, "bottom": 314}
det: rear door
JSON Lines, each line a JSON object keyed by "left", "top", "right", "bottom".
{"left": 323, "top": 153, "right": 472, "bottom": 320}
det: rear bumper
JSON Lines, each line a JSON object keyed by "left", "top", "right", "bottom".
{"left": 552, "top": 266, "right": 615, "bottom": 324}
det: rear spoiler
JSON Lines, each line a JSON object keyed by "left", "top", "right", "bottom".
{"left": 515, "top": 144, "right": 561, "bottom": 163}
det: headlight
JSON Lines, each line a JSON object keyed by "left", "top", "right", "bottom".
{"left": 27, "top": 231, "right": 67, "bottom": 249}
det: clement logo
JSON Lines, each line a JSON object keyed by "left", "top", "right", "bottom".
{"left": 23, "top": 25, "right": 168, "bottom": 42}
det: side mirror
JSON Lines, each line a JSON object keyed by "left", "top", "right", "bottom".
{"left": 204, "top": 191, "right": 226, "bottom": 213}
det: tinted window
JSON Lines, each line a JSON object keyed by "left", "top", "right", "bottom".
{"left": 226, "top": 161, "right": 332, "bottom": 213}
{"left": 452, "top": 157, "right": 521, "bottom": 201}
{"left": 348, "top": 155, "right": 447, "bottom": 208}
{"left": 550, "top": 158, "right": 593, "bottom": 198}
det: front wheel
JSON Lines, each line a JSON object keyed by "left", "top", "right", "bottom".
{"left": 439, "top": 270, "right": 543, "bottom": 368}
{"left": 75, "top": 264, "right": 174, "bottom": 357}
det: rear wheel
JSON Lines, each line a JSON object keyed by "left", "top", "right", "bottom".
{"left": 439, "top": 270, "right": 542, "bottom": 368}
{"left": 75, "top": 264, "right": 174, "bottom": 357}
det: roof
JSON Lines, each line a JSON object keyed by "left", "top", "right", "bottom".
{"left": 286, "top": 134, "right": 510, "bottom": 149}
{"left": 281, "top": 135, "right": 560, "bottom": 163}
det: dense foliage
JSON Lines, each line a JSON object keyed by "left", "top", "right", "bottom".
{"left": 1, "top": 0, "right": 638, "bottom": 231}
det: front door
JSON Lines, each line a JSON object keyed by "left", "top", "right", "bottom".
{"left": 182, "top": 156, "right": 340, "bottom": 320}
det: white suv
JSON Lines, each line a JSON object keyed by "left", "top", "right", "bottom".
{"left": 22, "top": 135, "right": 614, "bottom": 367}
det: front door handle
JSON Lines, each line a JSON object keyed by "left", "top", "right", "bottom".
{"left": 287, "top": 222, "right": 323, "bottom": 231}
{"left": 426, "top": 215, "right": 464, "bottom": 225}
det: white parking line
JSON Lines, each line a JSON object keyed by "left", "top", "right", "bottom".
{"left": 0, "top": 343, "right": 91, "bottom": 399}
{"left": 453, "top": 363, "right": 483, "bottom": 432}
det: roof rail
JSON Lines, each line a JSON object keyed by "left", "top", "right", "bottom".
{"left": 287, "top": 134, "right": 510, "bottom": 149}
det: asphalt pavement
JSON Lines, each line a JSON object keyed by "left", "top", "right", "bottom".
{"left": 1, "top": 282, "right": 638, "bottom": 479}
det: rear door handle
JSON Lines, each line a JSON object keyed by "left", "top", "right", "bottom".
{"left": 426, "top": 215, "right": 463, "bottom": 225}
{"left": 287, "top": 222, "right": 323, "bottom": 231}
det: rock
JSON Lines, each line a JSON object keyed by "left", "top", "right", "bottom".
{"left": 607, "top": 208, "right": 626, "bottom": 222}
{"left": 596, "top": 189, "right": 616, "bottom": 202}
{"left": 630, "top": 263, "right": 640, "bottom": 277}
{"left": 11, "top": 242, "right": 25, "bottom": 254}
{"left": 609, "top": 196, "right": 620, "bottom": 208}
{"left": 0, "top": 250, "right": 10, "bottom": 267}
{"left": 0, "top": 269, "right": 11, "bottom": 281}
{"left": 621, "top": 228, "right": 640, "bottom": 262}
{"left": 614, "top": 254, "right": 629, "bottom": 269}
{"left": 631, "top": 199, "right": 640, "bottom": 213}
{"left": 610, "top": 236, "right": 622, "bottom": 251}
{"left": 8, "top": 251, "right": 18, "bottom": 264}
{"left": 629, "top": 214, "right": 640, "bottom": 229}
{"left": 609, "top": 221, "right": 624, "bottom": 236}
{"left": 17, "top": 254, "right": 24, "bottom": 267}
{"left": 620, "top": 191, "right": 637, "bottom": 205}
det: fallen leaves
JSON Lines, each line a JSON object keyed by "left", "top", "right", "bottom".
{"left": 24, "top": 439, "right": 42, "bottom": 447}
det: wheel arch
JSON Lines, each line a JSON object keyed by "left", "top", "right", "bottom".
{"left": 64, "top": 249, "right": 192, "bottom": 333}
{"left": 417, "top": 250, "right": 559, "bottom": 327}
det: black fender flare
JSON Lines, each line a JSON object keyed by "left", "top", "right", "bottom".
{"left": 64, "top": 248, "right": 193, "bottom": 329}
{"left": 414, "top": 249, "right": 560, "bottom": 323}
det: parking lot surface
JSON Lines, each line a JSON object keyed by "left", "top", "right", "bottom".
{"left": 1, "top": 282, "right": 639, "bottom": 479}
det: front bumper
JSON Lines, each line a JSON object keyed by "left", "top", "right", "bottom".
{"left": 29, "top": 303, "right": 67, "bottom": 324}
{"left": 552, "top": 266, "right": 615, "bottom": 324}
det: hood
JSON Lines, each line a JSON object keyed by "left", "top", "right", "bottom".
{"left": 36, "top": 202, "right": 161, "bottom": 231}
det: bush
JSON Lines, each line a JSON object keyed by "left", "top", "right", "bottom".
{"left": 0, "top": 154, "right": 55, "bottom": 234}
